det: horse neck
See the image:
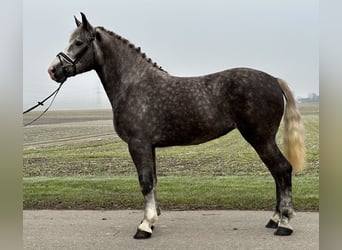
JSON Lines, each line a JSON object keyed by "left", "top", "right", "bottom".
{"left": 94, "top": 28, "right": 167, "bottom": 106}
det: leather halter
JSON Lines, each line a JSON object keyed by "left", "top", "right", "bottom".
{"left": 56, "top": 31, "right": 96, "bottom": 77}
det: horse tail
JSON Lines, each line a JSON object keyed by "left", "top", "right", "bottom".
{"left": 277, "top": 78, "right": 306, "bottom": 173}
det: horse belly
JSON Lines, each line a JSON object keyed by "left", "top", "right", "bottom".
{"left": 151, "top": 103, "right": 235, "bottom": 147}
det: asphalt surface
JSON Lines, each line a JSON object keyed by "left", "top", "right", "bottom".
{"left": 23, "top": 210, "right": 318, "bottom": 250}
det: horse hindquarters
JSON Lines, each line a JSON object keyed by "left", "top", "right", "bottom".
{"left": 233, "top": 78, "right": 298, "bottom": 235}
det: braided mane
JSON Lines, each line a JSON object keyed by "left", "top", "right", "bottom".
{"left": 96, "top": 26, "right": 167, "bottom": 73}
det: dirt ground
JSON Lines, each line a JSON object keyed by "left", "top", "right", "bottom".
{"left": 24, "top": 110, "right": 115, "bottom": 149}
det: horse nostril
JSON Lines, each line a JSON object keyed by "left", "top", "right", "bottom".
{"left": 48, "top": 66, "right": 57, "bottom": 80}
{"left": 49, "top": 66, "right": 56, "bottom": 74}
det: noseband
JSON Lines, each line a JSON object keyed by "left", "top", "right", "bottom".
{"left": 56, "top": 31, "right": 96, "bottom": 77}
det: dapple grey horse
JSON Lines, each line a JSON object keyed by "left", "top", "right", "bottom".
{"left": 48, "top": 13, "right": 305, "bottom": 239}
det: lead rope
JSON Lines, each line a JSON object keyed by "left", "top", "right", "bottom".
{"left": 23, "top": 83, "right": 63, "bottom": 127}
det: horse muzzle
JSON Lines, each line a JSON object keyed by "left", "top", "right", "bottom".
{"left": 48, "top": 50, "right": 81, "bottom": 83}
{"left": 48, "top": 64, "right": 68, "bottom": 83}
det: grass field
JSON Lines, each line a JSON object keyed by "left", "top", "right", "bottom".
{"left": 23, "top": 103, "right": 319, "bottom": 211}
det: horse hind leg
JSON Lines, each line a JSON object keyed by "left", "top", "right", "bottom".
{"left": 265, "top": 184, "right": 281, "bottom": 229}
{"left": 239, "top": 126, "right": 295, "bottom": 236}
{"left": 265, "top": 184, "right": 296, "bottom": 236}
{"left": 255, "top": 140, "right": 295, "bottom": 236}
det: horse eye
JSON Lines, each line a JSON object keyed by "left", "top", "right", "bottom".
{"left": 75, "top": 40, "right": 83, "bottom": 46}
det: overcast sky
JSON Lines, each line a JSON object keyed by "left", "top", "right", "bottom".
{"left": 23, "top": 0, "right": 318, "bottom": 110}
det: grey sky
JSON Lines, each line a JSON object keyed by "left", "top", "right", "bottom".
{"left": 23, "top": 0, "right": 318, "bottom": 110}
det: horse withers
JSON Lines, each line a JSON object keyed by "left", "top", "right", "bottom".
{"left": 48, "top": 13, "right": 305, "bottom": 239}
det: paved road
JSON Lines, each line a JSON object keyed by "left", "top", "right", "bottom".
{"left": 24, "top": 210, "right": 318, "bottom": 250}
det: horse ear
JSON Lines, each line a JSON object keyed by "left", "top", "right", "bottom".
{"left": 80, "top": 12, "right": 92, "bottom": 31}
{"left": 74, "top": 16, "right": 81, "bottom": 27}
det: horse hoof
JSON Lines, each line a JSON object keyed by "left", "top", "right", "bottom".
{"left": 133, "top": 229, "right": 152, "bottom": 239}
{"left": 274, "top": 226, "right": 293, "bottom": 236}
{"left": 265, "top": 219, "right": 278, "bottom": 229}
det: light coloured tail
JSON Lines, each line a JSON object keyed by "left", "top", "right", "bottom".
{"left": 278, "top": 78, "right": 306, "bottom": 173}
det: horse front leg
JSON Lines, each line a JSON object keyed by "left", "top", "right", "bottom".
{"left": 152, "top": 148, "right": 161, "bottom": 217}
{"left": 128, "top": 139, "right": 158, "bottom": 239}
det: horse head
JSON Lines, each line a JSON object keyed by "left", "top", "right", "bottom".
{"left": 48, "top": 13, "right": 99, "bottom": 83}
